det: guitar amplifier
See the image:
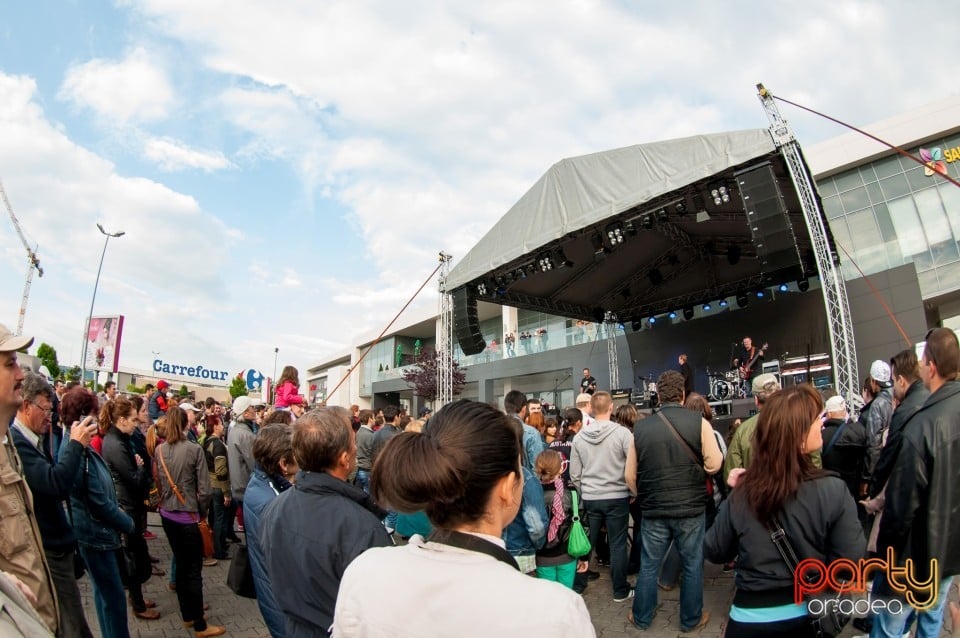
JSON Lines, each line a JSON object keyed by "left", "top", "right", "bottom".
{"left": 611, "top": 388, "right": 632, "bottom": 407}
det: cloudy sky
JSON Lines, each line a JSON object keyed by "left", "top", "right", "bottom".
{"left": 0, "top": 1, "right": 955, "bottom": 381}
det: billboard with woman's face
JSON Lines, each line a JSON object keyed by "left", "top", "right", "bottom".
{"left": 85, "top": 315, "right": 124, "bottom": 372}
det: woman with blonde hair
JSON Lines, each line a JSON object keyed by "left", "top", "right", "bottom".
{"left": 333, "top": 400, "right": 594, "bottom": 637}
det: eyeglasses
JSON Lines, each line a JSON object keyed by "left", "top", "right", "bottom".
{"left": 30, "top": 403, "right": 53, "bottom": 416}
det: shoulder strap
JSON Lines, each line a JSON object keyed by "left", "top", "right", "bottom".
{"left": 822, "top": 421, "right": 847, "bottom": 456}
{"left": 156, "top": 443, "right": 187, "bottom": 507}
{"left": 426, "top": 529, "right": 519, "bottom": 571}
{"left": 767, "top": 515, "right": 802, "bottom": 571}
{"left": 656, "top": 409, "right": 701, "bottom": 466}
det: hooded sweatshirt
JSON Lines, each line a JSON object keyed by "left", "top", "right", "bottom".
{"left": 569, "top": 419, "right": 637, "bottom": 500}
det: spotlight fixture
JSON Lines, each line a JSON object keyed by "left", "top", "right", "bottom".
{"left": 778, "top": 283, "right": 789, "bottom": 292}
{"left": 683, "top": 307, "right": 694, "bottom": 321}
{"left": 736, "top": 293, "right": 749, "bottom": 308}
{"left": 668, "top": 311, "right": 677, "bottom": 319}
{"left": 756, "top": 289, "right": 766, "bottom": 298}
{"left": 710, "top": 183, "right": 732, "bottom": 206}
{"left": 591, "top": 233, "right": 609, "bottom": 260}
{"left": 536, "top": 252, "right": 554, "bottom": 272}
{"left": 798, "top": 278, "right": 810, "bottom": 292}
{"left": 674, "top": 201, "right": 687, "bottom": 215}
{"left": 605, "top": 222, "right": 625, "bottom": 246}
{"left": 703, "top": 302, "right": 712, "bottom": 311}
{"left": 719, "top": 298, "right": 728, "bottom": 308}
{"left": 649, "top": 315, "right": 657, "bottom": 325}
{"left": 656, "top": 208, "right": 668, "bottom": 224}
{"left": 631, "top": 320, "right": 642, "bottom": 331}
{"left": 641, "top": 214, "right": 654, "bottom": 230}
{"left": 476, "top": 282, "right": 488, "bottom": 296}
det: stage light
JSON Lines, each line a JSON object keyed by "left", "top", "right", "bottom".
{"left": 710, "top": 183, "right": 731, "bottom": 206}
{"left": 798, "top": 278, "right": 809, "bottom": 292}
{"left": 719, "top": 298, "right": 728, "bottom": 308}
{"left": 591, "top": 234, "right": 608, "bottom": 260}
{"left": 605, "top": 222, "right": 625, "bottom": 246}
{"left": 631, "top": 320, "right": 642, "bottom": 331}
{"left": 536, "top": 252, "right": 554, "bottom": 272}
{"left": 674, "top": 202, "right": 686, "bottom": 215}
{"left": 649, "top": 315, "right": 656, "bottom": 325}
{"left": 756, "top": 289, "right": 765, "bottom": 298}
{"left": 683, "top": 307, "right": 694, "bottom": 321}
{"left": 648, "top": 268, "right": 664, "bottom": 286}
{"left": 668, "top": 311, "right": 677, "bottom": 319}
{"left": 703, "top": 302, "right": 711, "bottom": 311}
{"left": 656, "top": 208, "right": 668, "bottom": 223}
{"left": 625, "top": 220, "right": 637, "bottom": 237}
{"left": 476, "top": 282, "right": 488, "bottom": 296}
{"left": 641, "top": 214, "right": 654, "bottom": 230}
{"left": 727, "top": 245, "right": 741, "bottom": 265}
{"left": 736, "top": 293, "right": 749, "bottom": 308}
{"left": 778, "top": 283, "right": 789, "bottom": 292}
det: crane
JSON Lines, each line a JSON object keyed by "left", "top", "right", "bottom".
{"left": 0, "top": 178, "right": 43, "bottom": 336}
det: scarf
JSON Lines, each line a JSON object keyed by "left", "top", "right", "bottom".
{"left": 546, "top": 477, "right": 566, "bottom": 544}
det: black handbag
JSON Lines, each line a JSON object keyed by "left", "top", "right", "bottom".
{"left": 226, "top": 544, "right": 257, "bottom": 598}
{"left": 767, "top": 516, "right": 851, "bottom": 638}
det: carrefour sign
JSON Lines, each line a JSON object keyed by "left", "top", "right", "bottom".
{"left": 153, "top": 359, "right": 230, "bottom": 382}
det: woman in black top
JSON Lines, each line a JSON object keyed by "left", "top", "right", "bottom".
{"left": 705, "top": 385, "right": 864, "bottom": 637}
{"left": 100, "top": 396, "right": 159, "bottom": 620}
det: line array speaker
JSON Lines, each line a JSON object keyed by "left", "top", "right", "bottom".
{"left": 452, "top": 287, "right": 486, "bottom": 356}
{"left": 737, "top": 162, "right": 801, "bottom": 273}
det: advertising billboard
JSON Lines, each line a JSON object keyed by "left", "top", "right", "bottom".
{"left": 85, "top": 315, "right": 124, "bottom": 373}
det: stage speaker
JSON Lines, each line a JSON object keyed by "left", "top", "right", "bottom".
{"left": 736, "top": 162, "right": 801, "bottom": 273}
{"left": 611, "top": 388, "right": 632, "bottom": 408}
{"left": 452, "top": 287, "right": 486, "bottom": 356}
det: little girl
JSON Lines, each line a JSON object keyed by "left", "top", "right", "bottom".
{"left": 534, "top": 449, "right": 587, "bottom": 588}
{"left": 274, "top": 366, "right": 304, "bottom": 408}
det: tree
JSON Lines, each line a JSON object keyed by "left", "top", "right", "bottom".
{"left": 126, "top": 383, "right": 146, "bottom": 394}
{"left": 229, "top": 376, "right": 249, "bottom": 399}
{"left": 178, "top": 384, "right": 190, "bottom": 398}
{"left": 402, "top": 348, "right": 466, "bottom": 404}
{"left": 66, "top": 366, "right": 81, "bottom": 382}
{"left": 35, "top": 343, "right": 61, "bottom": 379}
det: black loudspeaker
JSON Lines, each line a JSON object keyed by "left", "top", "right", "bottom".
{"left": 452, "top": 287, "right": 486, "bottom": 356}
{"left": 611, "top": 388, "right": 632, "bottom": 408}
{"left": 737, "top": 163, "right": 801, "bottom": 272}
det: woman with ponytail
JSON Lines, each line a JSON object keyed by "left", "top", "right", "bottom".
{"left": 100, "top": 396, "right": 160, "bottom": 621}
{"left": 332, "top": 399, "right": 595, "bottom": 638}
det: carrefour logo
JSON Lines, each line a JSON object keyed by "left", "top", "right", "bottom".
{"left": 920, "top": 146, "right": 959, "bottom": 177}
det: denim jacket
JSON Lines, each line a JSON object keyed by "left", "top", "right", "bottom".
{"left": 63, "top": 441, "right": 135, "bottom": 551}
{"left": 502, "top": 466, "right": 548, "bottom": 556}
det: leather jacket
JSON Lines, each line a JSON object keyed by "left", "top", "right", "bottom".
{"left": 878, "top": 380, "right": 960, "bottom": 580}
{"left": 869, "top": 380, "right": 928, "bottom": 498}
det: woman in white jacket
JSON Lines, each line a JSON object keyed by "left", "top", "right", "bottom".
{"left": 332, "top": 399, "right": 595, "bottom": 638}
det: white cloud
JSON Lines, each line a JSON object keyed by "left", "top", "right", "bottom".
{"left": 143, "top": 136, "right": 233, "bottom": 172}
{"left": 59, "top": 47, "right": 174, "bottom": 123}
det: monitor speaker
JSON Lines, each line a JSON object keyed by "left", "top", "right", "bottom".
{"left": 737, "top": 162, "right": 801, "bottom": 272}
{"left": 452, "top": 287, "right": 486, "bottom": 356}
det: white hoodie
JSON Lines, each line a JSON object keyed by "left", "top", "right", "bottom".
{"left": 569, "top": 418, "right": 637, "bottom": 500}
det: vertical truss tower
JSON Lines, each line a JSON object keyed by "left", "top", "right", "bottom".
{"left": 604, "top": 311, "right": 620, "bottom": 390}
{"left": 436, "top": 252, "right": 454, "bottom": 409}
{"left": 757, "top": 84, "right": 859, "bottom": 405}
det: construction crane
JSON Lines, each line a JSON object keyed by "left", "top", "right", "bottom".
{"left": 1, "top": 178, "right": 43, "bottom": 335}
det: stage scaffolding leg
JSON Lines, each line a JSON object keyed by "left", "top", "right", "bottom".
{"left": 757, "top": 84, "right": 859, "bottom": 407}
{"left": 436, "top": 252, "right": 454, "bottom": 409}
{"left": 604, "top": 312, "right": 620, "bottom": 390}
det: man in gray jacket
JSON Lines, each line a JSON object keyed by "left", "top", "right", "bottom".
{"left": 570, "top": 391, "right": 637, "bottom": 603}
{"left": 227, "top": 396, "right": 258, "bottom": 517}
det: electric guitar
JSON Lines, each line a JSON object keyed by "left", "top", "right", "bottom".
{"left": 739, "top": 343, "right": 769, "bottom": 380}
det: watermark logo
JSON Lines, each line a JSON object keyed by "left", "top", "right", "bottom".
{"left": 920, "top": 147, "right": 947, "bottom": 177}
{"left": 795, "top": 548, "right": 939, "bottom": 614}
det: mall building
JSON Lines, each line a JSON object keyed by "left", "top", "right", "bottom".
{"left": 307, "top": 95, "right": 960, "bottom": 413}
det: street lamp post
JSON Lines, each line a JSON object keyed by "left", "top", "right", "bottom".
{"left": 272, "top": 347, "right": 279, "bottom": 403}
{"left": 80, "top": 224, "right": 125, "bottom": 388}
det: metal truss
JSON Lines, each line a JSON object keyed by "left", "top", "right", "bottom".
{"left": 604, "top": 311, "right": 620, "bottom": 389}
{"left": 436, "top": 252, "right": 454, "bottom": 409}
{"left": 758, "top": 84, "right": 859, "bottom": 405}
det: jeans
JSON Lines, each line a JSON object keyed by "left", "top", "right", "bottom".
{"left": 210, "top": 488, "right": 230, "bottom": 558}
{"left": 355, "top": 469, "right": 371, "bottom": 494}
{"left": 584, "top": 497, "right": 631, "bottom": 598}
{"left": 871, "top": 573, "right": 953, "bottom": 638}
{"left": 535, "top": 561, "right": 577, "bottom": 589}
{"left": 123, "top": 531, "right": 151, "bottom": 611}
{"left": 46, "top": 548, "right": 93, "bottom": 638}
{"left": 78, "top": 545, "right": 129, "bottom": 638}
{"left": 162, "top": 517, "right": 208, "bottom": 632}
{"left": 632, "top": 513, "right": 705, "bottom": 630}
{"left": 658, "top": 541, "right": 681, "bottom": 588}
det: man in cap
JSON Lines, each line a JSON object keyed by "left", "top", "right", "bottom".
{"left": 148, "top": 380, "right": 169, "bottom": 422}
{"left": 179, "top": 402, "right": 203, "bottom": 443}
{"left": 0, "top": 323, "right": 60, "bottom": 633}
{"left": 862, "top": 360, "right": 894, "bottom": 486}
{"left": 417, "top": 406, "right": 432, "bottom": 422}
{"left": 227, "top": 396, "right": 258, "bottom": 525}
{"left": 819, "top": 394, "right": 867, "bottom": 500}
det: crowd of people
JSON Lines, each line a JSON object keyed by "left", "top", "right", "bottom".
{"left": 1, "top": 319, "right": 959, "bottom": 637}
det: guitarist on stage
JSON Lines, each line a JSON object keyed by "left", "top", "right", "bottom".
{"left": 732, "top": 336, "right": 766, "bottom": 394}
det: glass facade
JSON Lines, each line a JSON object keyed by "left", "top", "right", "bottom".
{"left": 817, "top": 132, "right": 960, "bottom": 298}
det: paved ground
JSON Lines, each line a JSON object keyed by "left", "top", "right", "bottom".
{"left": 77, "top": 515, "right": 957, "bottom": 637}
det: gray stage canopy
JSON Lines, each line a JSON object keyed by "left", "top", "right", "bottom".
{"left": 446, "top": 128, "right": 836, "bottom": 332}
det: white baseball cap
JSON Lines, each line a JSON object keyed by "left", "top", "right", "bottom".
{"left": 824, "top": 395, "right": 846, "bottom": 414}
{"left": 870, "top": 360, "right": 892, "bottom": 388}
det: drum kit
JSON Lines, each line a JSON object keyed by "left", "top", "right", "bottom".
{"left": 636, "top": 375, "right": 658, "bottom": 409}
{"left": 708, "top": 369, "right": 747, "bottom": 402}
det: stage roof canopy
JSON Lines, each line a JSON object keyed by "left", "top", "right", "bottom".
{"left": 447, "top": 128, "right": 831, "bottom": 323}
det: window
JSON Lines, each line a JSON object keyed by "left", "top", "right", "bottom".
{"left": 834, "top": 170, "right": 863, "bottom": 193}
{"left": 822, "top": 195, "right": 844, "bottom": 219}
{"left": 839, "top": 187, "right": 870, "bottom": 213}
{"left": 887, "top": 197, "right": 928, "bottom": 258}
{"left": 879, "top": 174, "right": 911, "bottom": 199}
{"left": 846, "top": 209, "right": 888, "bottom": 273}
{"left": 873, "top": 155, "right": 903, "bottom": 180}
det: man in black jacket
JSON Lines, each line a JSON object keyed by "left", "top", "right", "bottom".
{"left": 11, "top": 372, "right": 96, "bottom": 637}
{"left": 868, "top": 349, "right": 929, "bottom": 500}
{"left": 877, "top": 328, "right": 960, "bottom": 636}
{"left": 261, "top": 407, "right": 392, "bottom": 637}
{"left": 819, "top": 395, "right": 867, "bottom": 501}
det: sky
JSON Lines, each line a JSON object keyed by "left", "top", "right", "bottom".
{"left": 0, "top": 1, "right": 956, "bottom": 382}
